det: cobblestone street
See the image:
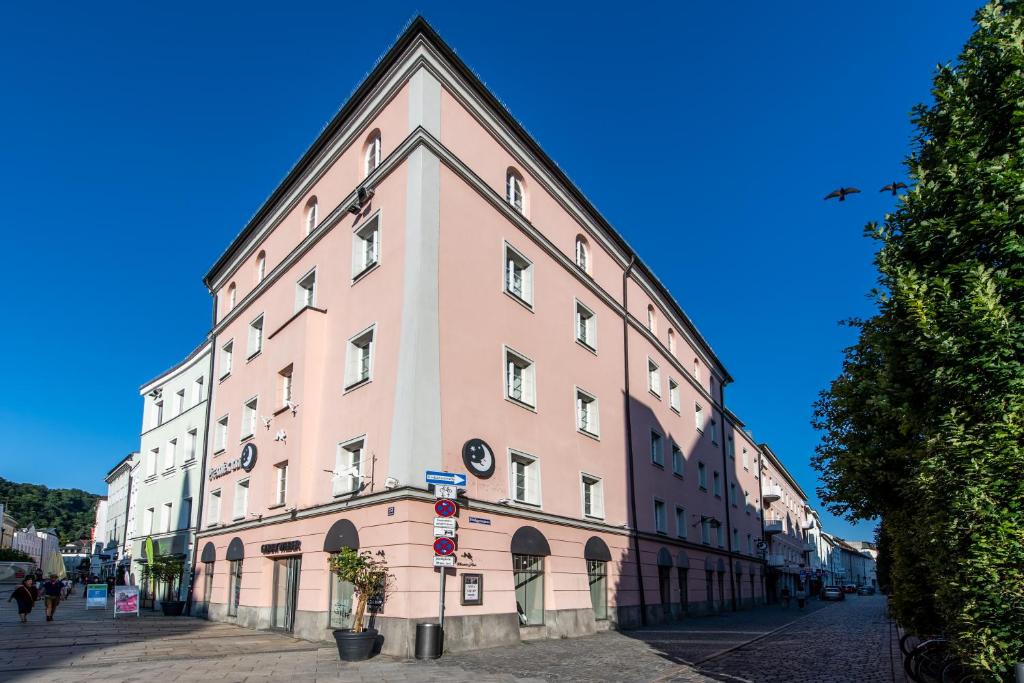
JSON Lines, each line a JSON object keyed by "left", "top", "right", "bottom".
{"left": 0, "top": 592, "right": 902, "bottom": 682}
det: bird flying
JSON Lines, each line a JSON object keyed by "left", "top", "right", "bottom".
{"left": 824, "top": 187, "right": 861, "bottom": 201}
{"left": 880, "top": 182, "right": 908, "bottom": 196}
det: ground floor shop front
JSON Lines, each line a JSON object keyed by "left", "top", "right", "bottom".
{"left": 192, "top": 492, "right": 767, "bottom": 656}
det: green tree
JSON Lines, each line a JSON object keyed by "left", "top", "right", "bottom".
{"left": 0, "top": 477, "right": 101, "bottom": 544}
{"left": 813, "top": 2, "right": 1024, "bottom": 677}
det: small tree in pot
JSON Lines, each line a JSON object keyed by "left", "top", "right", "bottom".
{"left": 145, "top": 554, "right": 186, "bottom": 616}
{"left": 328, "top": 548, "right": 393, "bottom": 661}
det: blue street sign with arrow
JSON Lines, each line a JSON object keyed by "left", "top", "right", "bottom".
{"left": 426, "top": 470, "right": 467, "bottom": 487}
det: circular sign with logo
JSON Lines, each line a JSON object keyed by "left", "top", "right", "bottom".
{"left": 241, "top": 443, "right": 258, "bottom": 472}
{"left": 433, "top": 537, "right": 456, "bottom": 556}
{"left": 462, "top": 438, "right": 495, "bottom": 479}
{"left": 434, "top": 499, "right": 458, "bottom": 518}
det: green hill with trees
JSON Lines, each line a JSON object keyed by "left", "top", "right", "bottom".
{"left": 0, "top": 477, "right": 101, "bottom": 545}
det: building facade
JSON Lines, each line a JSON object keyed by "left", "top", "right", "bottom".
{"left": 192, "top": 18, "right": 773, "bottom": 656}
{"left": 101, "top": 453, "right": 136, "bottom": 578}
{"left": 758, "top": 444, "right": 811, "bottom": 599}
{"left": 131, "top": 342, "right": 212, "bottom": 601}
{"left": 0, "top": 506, "right": 16, "bottom": 550}
{"left": 89, "top": 498, "right": 108, "bottom": 573}
{"left": 12, "top": 525, "right": 59, "bottom": 568}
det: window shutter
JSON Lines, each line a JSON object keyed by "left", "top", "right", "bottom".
{"left": 371, "top": 226, "right": 380, "bottom": 264}
{"left": 507, "top": 361, "right": 514, "bottom": 398}
{"left": 576, "top": 397, "right": 584, "bottom": 428}
{"left": 524, "top": 364, "right": 535, "bottom": 405}
{"left": 527, "top": 459, "right": 539, "bottom": 504}
{"left": 507, "top": 259, "right": 514, "bottom": 292}
{"left": 522, "top": 266, "right": 532, "bottom": 302}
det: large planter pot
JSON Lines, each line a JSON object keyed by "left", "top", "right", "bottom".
{"left": 333, "top": 628, "right": 378, "bottom": 662}
{"left": 161, "top": 600, "right": 186, "bottom": 616}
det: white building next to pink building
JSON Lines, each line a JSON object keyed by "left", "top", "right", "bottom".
{"left": 187, "top": 17, "right": 810, "bottom": 655}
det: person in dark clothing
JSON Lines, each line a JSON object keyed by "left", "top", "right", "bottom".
{"left": 41, "top": 575, "right": 62, "bottom": 621}
{"left": 8, "top": 578, "right": 38, "bottom": 623}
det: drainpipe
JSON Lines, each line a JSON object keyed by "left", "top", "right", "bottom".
{"left": 717, "top": 389, "right": 737, "bottom": 611}
{"left": 186, "top": 298, "right": 219, "bottom": 616}
{"left": 621, "top": 256, "right": 647, "bottom": 627}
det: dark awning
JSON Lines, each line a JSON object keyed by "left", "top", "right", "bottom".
{"left": 510, "top": 526, "right": 550, "bottom": 556}
{"left": 657, "top": 548, "right": 673, "bottom": 567}
{"left": 226, "top": 537, "right": 245, "bottom": 561}
{"left": 583, "top": 536, "right": 611, "bottom": 562}
{"left": 323, "top": 519, "right": 360, "bottom": 553}
{"left": 200, "top": 542, "right": 216, "bottom": 563}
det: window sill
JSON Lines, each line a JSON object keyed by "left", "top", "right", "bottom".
{"left": 503, "top": 289, "right": 534, "bottom": 312}
{"left": 232, "top": 516, "right": 245, "bottom": 522}
{"left": 144, "top": 475, "right": 157, "bottom": 483}
{"left": 699, "top": 486, "right": 708, "bottom": 492}
{"left": 504, "top": 396, "right": 537, "bottom": 413}
{"left": 343, "top": 377, "right": 371, "bottom": 394}
{"left": 351, "top": 262, "right": 379, "bottom": 284}
{"left": 273, "top": 405, "right": 291, "bottom": 416}
{"left": 575, "top": 339, "right": 597, "bottom": 355}
{"left": 508, "top": 499, "right": 541, "bottom": 511}
{"left": 246, "top": 350, "right": 262, "bottom": 363}
{"left": 214, "top": 448, "right": 226, "bottom": 456}
{"left": 584, "top": 513, "right": 605, "bottom": 521}
{"left": 267, "top": 503, "right": 286, "bottom": 510}
{"left": 648, "top": 390, "right": 661, "bottom": 400}
{"left": 670, "top": 406, "right": 680, "bottom": 415}
{"left": 333, "top": 490, "right": 359, "bottom": 499}
{"left": 655, "top": 531, "right": 667, "bottom": 536}
{"left": 576, "top": 428, "right": 600, "bottom": 441}
{"left": 651, "top": 462, "right": 664, "bottom": 469}
{"left": 219, "top": 373, "right": 231, "bottom": 383}
{"left": 672, "top": 472, "right": 684, "bottom": 480}
{"left": 240, "top": 434, "right": 254, "bottom": 444}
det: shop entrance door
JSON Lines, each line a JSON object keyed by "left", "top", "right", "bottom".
{"left": 271, "top": 556, "right": 301, "bottom": 632}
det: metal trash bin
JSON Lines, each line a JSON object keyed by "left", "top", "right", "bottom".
{"left": 415, "top": 623, "right": 443, "bottom": 659}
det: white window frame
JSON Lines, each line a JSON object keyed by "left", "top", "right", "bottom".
{"left": 647, "top": 358, "right": 661, "bottom": 397}
{"left": 147, "top": 448, "right": 158, "bottom": 477}
{"left": 503, "top": 242, "right": 533, "bottom": 307}
{"left": 233, "top": 479, "right": 249, "bottom": 520}
{"left": 575, "top": 236, "right": 588, "bottom": 272}
{"left": 365, "top": 135, "right": 381, "bottom": 176}
{"left": 503, "top": 346, "right": 536, "bottom": 409}
{"left": 574, "top": 299, "right": 597, "bottom": 351}
{"left": 676, "top": 506, "right": 688, "bottom": 539}
{"left": 698, "top": 461, "right": 707, "bottom": 490}
{"left": 305, "top": 199, "right": 318, "bottom": 236}
{"left": 333, "top": 436, "right": 366, "bottom": 496}
{"left": 295, "top": 267, "right": 317, "bottom": 311}
{"left": 653, "top": 499, "right": 667, "bottom": 534}
{"left": 161, "top": 502, "right": 173, "bottom": 533}
{"left": 694, "top": 403, "right": 704, "bottom": 432}
{"left": 215, "top": 415, "right": 229, "bottom": 453}
{"left": 742, "top": 447, "right": 750, "bottom": 470}
{"left": 241, "top": 396, "right": 258, "bottom": 439}
{"left": 193, "top": 376, "right": 204, "bottom": 404}
{"left": 581, "top": 473, "right": 604, "bottom": 519}
{"left": 186, "top": 428, "right": 198, "bottom": 462}
{"left": 509, "top": 449, "right": 541, "bottom": 507}
{"left": 164, "top": 439, "right": 176, "bottom": 471}
{"left": 650, "top": 430, "right": 664, "bottom": 467}
{"left": 256, "top": 252, "right": 266, "bottom": 282}
{"left": 352, "top": 213, "right": 381, "bottom": 279}
{"left": 175, "top": 389, "right": 185, "bottom": 415}
{"left": 506, "top": 171, "right": 524, "bottom": 213}
{"left": 575, "top": 387, "right": 600, "bottom": 438}
{"left": 669, "top": 378, "right": 680, "bottom": 413}
{"left": 247, "top": 314, "right": 264, "bottom": 359}
{"left": 709, "top": 419, "right": 719, "bottom": 445}
{"left": 647, "top": 306, "right": 657, "bottom": 334}
{"left": 207, "top": 490, "right": 221, "bottom": 526}
{"left": 671, "top": 442, "right": 684, "bottom": 477}
{"left": 668, "top": 328, "right": 676, "bottom": 355}
{"left": 274, "top": 461, "right": 288, "bottom": 506}
{"left": 220, "top": 340, "right": 234, "bottom": 379}
{"left": 144, "top": 507, "right": 154, "bottom": 534}
{"left": 279, "top": 365, "right": 293, "bottom": 406}
{"left": 713, "top": 471, "right": 722, "bottom": 498}
{"left": 154, "top": 400, "right": 164, "bottom": 428}
{"left": 344, "top": 325, "right": 376, "bottom": 390}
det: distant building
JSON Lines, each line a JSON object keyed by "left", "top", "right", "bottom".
{"left": 101, "top": 453, "right": 136, "bottom": 578}
{"left": 0, "top": 505, "right": 17, "bottom": 550}
{"left": 89, "top": 498, "right": 109, "bottom": 574}
{"left": 12, "top": 525, "right": 59, "bottom": 568}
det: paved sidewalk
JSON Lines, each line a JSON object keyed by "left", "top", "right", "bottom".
{"left": 0, "top": 591, "right": 899, "bottom": 682}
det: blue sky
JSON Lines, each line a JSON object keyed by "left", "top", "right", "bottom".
{"left": 0, "top": 2, "right": 976, "bottom": 540}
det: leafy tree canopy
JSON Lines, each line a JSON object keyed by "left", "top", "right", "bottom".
{"left": 0, "top": 477, "right": 101, "bottom": 545}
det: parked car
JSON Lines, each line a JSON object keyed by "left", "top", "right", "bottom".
{"left": 842, "top": 584, "right": 857, "bottom": 593}
{"left": 821, "top": 586, "right": 845, "bottom": 601}
{"left": 856, "top": 585, "right": 876, "bottom": 595}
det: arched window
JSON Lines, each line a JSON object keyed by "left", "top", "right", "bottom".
{"left": 647, "top": 305, "right": 657, "bottom": 334}
{"left": 256, "top": 251, "right": 266, "bottom": 283}
{"left": 364, "top": 132, "right": 381, "bottom": 176}
{"left": 575, "top": 235, "right": 589, "bottom": 272}
{"left": 227, "top": 283, "right": 237, "bottom": 311}
{"left": 305, "top": 198, "right": 318, "bottom": 236}
{"left": 506, "top": 168, "right": 525, "bottom": 213}
{"left": 667, "top": 328, "right": 676, "bottom": 355}
{"left": 693, "top": 358, "right": 701, "bottom": 383}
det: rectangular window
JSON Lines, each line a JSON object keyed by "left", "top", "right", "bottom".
{"left": 193, "top": 376, "right": 204, "bottom": 404}
{"left": 147, "top": 448, "right": 158, "bottom": 477}
{"left": 333, "top": 438, "right": 364, "bottom": 496}
{"left": 186, "top": 429, "right": 198, "bottom": 461}
{"left": 587, "top": 560, "right": 607, "bottom": 621}
{"left": 716, "top": 525, "right": 724, "bottom": 548}
{"left": 295, "top": 269, "right": 316, "bottom": 311}
{"left": 274, "top": 462, "right": 288, "bottom": 506}
{"left": 742, "top": 447, "right": 749, "bottom": 470}
{"left": 143, "top": 507, "right": 154, "bottom": 534}
{"left": 647, "top": 358, "right": 660, "bottom": 396}
{"left": 279, "top": 365, "right": 293, "bottom": 406}
{"left": 694, "top": 403, "right": 704, "bottom": 432}
{"left": 730, "top": 482, "right": 737, "bottom": 506}
{"left": 671, "top": 443, "right": 684, "bottom": 477}
{"left": 513, "top": 554, "right": 544, "bottom": 626}
{"left": 216, "top": 415, "right": 229, "bottom": 452}
{"left": 248, "top": 314, "right": 264, "bottom": 358}
{"left": 669, "top": 379, "right": 680, "bottom": 412}
{"left": 575, "top": 300, "right": 596, "bottom": 350}
{"left": 504, "top": 347, "right": 536, "bottom": 408}
{"left": 154, "top": 400, "right": 164, "bottom": 428}
{"left": 207, "top": 490, "right": 221, "bottom": 526}
{"left": 345, "top": 326, "right": 375, "bottom": 388}
{"left": 221, "top": 341, "right": 234, "bottom": 378}
{"left": 510, "top": 450, "right": 540, "bottom": 506}
{"left": 710, "top": 419, "right": 719, "bottom": 445}
{"left": 228, "top": 560, "right": 242, "bottom": 617}
{"left": 650, "top": 431, "right": 664, "bottom": 466}
{"left": 233, "top": 479, "right": 249, "bottom": 520}
{"left": 727, "top": 435, "right": 735, "bottom": 458}
{"left": 747, "top": 534, "right": 753, "bottom": 555}
{"left": 352, "top": 215, "right": 380, "bottom": 277}
{"left": 504, "top": 243, "right": 533, "bottom": 306}
{"left": 713, "top": 471, "right": 722, "bottom": 497}
{"left": 698, "top": 462, "right": 707, "bottom": 490}
{"left": 175, "top": 389, "right": 185, "bottom": 415}
{"left": 164, "top": 439, "right": 176, "bottom": 470}
{"left": 654, "top": 499, "right": 667, "bottom": 534}
{"left": 701, "top": 519, "right": 710, "bottom": 545}
{"left": 676, "top": 506, "right": 687, "bottom": 539}
{"left": 581, "top": 474, "right": 603, "bottom": 518}
{"left": 160, "top": 502, "right": 172, "bottom": 533}
{"left": 242, "top": 397, "right": 258, "bottom": 438}
{"left": 181, "top": 498, "right": 192, "bottom": 529}
{"left": 732, "top": 528, "right": 739, "bottom": 550}
{"left": 576, "top": 388, "right": 599, "bottom": 437}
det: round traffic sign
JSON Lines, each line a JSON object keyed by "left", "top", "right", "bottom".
{"left": 434, "top": 499, "right": 458, "bottom": 518}
{"left": 433, "top": 537, "right": 456, "bottom": 556}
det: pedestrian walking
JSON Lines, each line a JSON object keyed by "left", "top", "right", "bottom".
{"left": 796, "top": 585, "right": 807, "bottom": 610}
{"left": 8, "top": 578, "right": 38, "bottom": 623}
{"left": 41, "top": 575, "right": 63, "bottom": 622}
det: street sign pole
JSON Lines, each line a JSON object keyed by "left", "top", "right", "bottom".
{"left": 439, "top": 566, "right": 446, "bottom": 630}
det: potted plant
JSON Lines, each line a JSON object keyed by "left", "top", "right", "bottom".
{"left": 148, "top": 554, "right": 186, "bottom": 616}
{"left": 328, "top": 548, "right": 393, "bottom": 661}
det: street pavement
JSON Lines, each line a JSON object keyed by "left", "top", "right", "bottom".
{"left": 0, "top": 588, "right": 902, "bottom": 682}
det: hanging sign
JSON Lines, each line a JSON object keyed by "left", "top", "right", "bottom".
{"left": 433, "top": 537, "right": 456, "bottom": 556}
{"left": 462, "top": 439, "right": 495, "bottom": 479}
{"left": 86, "top": 583, "right": 108, "bottom": 609}
{"left": 434, "top": 499, "right": 458, "bottom": 518}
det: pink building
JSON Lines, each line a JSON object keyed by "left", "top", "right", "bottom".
{"left": 759, "top": 444, "right": 813, "bottom": 598}
{"left": 193, "top": 17, "right": 772, "bottom": 655}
